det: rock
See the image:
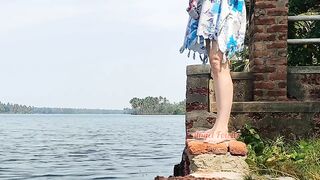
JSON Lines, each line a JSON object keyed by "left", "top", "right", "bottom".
{"left": 191, "top": 172, "right": 248, "bottom": 180}
{"left": 188, "top": 154, "right": 249, "bottom": 175}
{"left": 228, "top": 140, "right": 248, "bottom": 156}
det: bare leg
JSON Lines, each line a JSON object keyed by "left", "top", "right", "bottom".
{"left": 192, "top": 39, "right": 235, "bottom": 143}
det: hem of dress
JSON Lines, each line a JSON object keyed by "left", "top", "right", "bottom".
{"left": 198, "top": 34, "right": 229, "bottom": 64}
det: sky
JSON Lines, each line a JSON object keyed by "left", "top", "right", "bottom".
{"left": 0, "top": 0, "right": 201, "bottom": 110}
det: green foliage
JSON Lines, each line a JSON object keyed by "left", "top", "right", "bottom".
{"left": 231, "top": 46, "right": 250, "bottom": 72}
{"left": 288, "top": 0, "right": 320, "bottom": 66}
{"left": 129, "top": 96, "right": 186, "bottom": 115}
{"left": 239, "top": 124, "right": 265, "bottom": 155}
{"left": 240, "top": 123, "right": 320, "bottom": 180}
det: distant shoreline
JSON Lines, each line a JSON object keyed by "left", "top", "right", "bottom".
{"left": 0, "top": 113, "right": 185, "bottom": 115}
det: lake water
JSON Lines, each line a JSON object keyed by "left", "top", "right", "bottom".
{"left": 0, "top": 114, "right": 185, "bottom": 180}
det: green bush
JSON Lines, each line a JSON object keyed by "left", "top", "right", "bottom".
{"left": 288, "top": 0, "right": 320, "bottom": 66}
{"left": 239, "top": 124, "right": 320, "bottom": 180}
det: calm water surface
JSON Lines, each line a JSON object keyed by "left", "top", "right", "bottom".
{"left": 0, "top": 114, "right": 185, "bottom": 180}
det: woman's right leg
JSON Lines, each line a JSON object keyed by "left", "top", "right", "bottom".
{"left": 192, "top": 39, "right": 234, "bottom": 143}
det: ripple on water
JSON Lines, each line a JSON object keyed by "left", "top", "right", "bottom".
{"left": 0, "top": 114, "right": 185, "bottom": 179}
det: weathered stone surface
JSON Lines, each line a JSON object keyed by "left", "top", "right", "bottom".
{"left": 188, "top": 154, "right": 249, "bottom": 175}
{"left": 155, "top": 175, "right": 223, "bottom": 180}
{"left": 228, "top": 111, "right": 319, "bottom": 141}
{"left": 209, "top": 72, "right": 254, "bottom": 103}
{"left": 186, "top": 140, "right": 228, "bottom": 155}
{"left": 187, "top": 65, "right": 211, "bottom": 76}
{"left": 186, "top": 110, "right": 217, "bottom": 139}
{"left": 228, "top": 140, "right": 248, "bottom": 156}
{"left": 288, "top": 66, "right": 320, "bottom": 101}
{"left": 191, "top": 172, "right": 248, "bottom": 180}
{"left": 186, "top": 102, "right": 209, "bottom": 112}
{"left": 187, "top": 76, "right": 210, "bottom": 90}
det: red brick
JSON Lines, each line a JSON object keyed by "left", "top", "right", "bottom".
{"left": 253, "top": 58, "right": 265, "bottom": 65}
{"left": 267, "top": 90, "right": 287, "bottom": 96}
{"left": 267, "top": 25, "right": 288, "bottom": 33}
{"left": 253, "top": 51, "right": 269, "bottom": 58}
{"left": 266, "top": 58, "right": 287, "bottom": 65}
{"left": 255, "top": 2, "right": 277, "bottom": 9}
{"left": 254, "top": 81, "right": 275, "bottom": 90}
{"left": 255, "top": 73, "right": 265, "bottom": 81}
{"left": 186, "top": 140, "right": 228, "bottom": 155}
{"left": 254, "top": 90, "right": 264, "bottom": 97}
{"left": 254, "top": 33, "right": 276, "bottom": 41}
{"left": 254, "top": 25, "right": 265, "bottom": 33}
{"left": 255, "top": 17, "right": 276, "bottom": 25}
{"left": 252, "top": 65, "right": 276, "bottom": 73}
{"left": 254, "top": 42, "right": 266, "bottom": 50}
{"left": 279, "top": 18, "right": 288, "bottom": 24}
{"left": 228, "top": 140, "right": 248, "bottom": 156}
{"left": 278, "top": 82, "right": 287, "bottom": 88}
{"left": 268, "top": 72, "right": 287, "bottom": 81}
{"left": 186, "top": 102, "right": 208, "bottom": 112}
{"left": 267, "top": 8, "right": 288, "bottom": 16}
{"left": 188, "top": 87, "right": 209, "bottom": 96}
{"left": 266, "top": 41, "right": 287, "bottom": 49}
{"left": 278, "top": 33, "right": 288, "bottom": 40}
{"left": 277, "top": 96, "right": 288, "bottom": 101}
{"left": 276, "top": 65, "right": 287, "bottom": 73}
{"left": 278, "top": 49, "right": 287, "bottom": 57}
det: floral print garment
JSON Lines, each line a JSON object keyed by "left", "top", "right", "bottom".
{"left": 180, "top": 0, "right": 247, "bottom": 64}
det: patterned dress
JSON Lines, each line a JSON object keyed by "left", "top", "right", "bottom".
{"left": 180, "top": 0, "right": 247, "bottom": 64}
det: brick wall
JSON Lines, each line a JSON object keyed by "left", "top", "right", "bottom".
{"left": 249, "top": 0, "right": 289, "bottom": 101}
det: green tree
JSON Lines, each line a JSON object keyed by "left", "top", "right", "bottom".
{"left": 288, "top": 0, "right": 320, "bottom": 66}
{"left": 128, "top": 96, "right": 186, "bottom": 115}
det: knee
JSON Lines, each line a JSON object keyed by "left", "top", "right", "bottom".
{"left": 209, "top": 55, "right": 221, "bottom": 76}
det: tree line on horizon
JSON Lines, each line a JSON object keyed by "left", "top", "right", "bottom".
{"left": 0, "top": 101, "right": 124, "bottom": 114}
{"left": 129, "top": 96, "right": 186, "bottom": 115}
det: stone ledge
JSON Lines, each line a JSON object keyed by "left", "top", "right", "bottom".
{"left": 187, "top": 65, "right": 320, "bottom": 75}
{"left": 186, "top": 65, "right": 253, "bottom": 80}
{"left": 210, "top": 101, "right": 320, "bottom": 112}
{"left": 187, "top": 65, "right": 211, "bottom": 75}
{"left": 288, "top": 66, "right": 320, "bottom": 74}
